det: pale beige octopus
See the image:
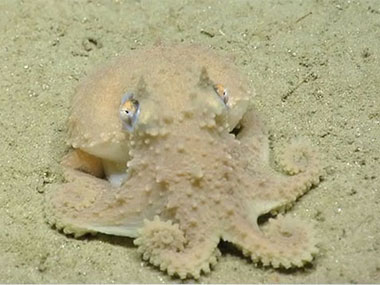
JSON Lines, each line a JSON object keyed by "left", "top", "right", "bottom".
{"left": 46, "top": 45, "right": 322, "bottom": 279}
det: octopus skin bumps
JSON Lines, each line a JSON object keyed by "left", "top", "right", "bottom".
{"left": 46, "top": 45, "right": 322, "bottom": 279}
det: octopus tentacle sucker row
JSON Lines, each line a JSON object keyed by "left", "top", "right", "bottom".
{"left": 45, "top": 44, "right": 322, "bottom": 279}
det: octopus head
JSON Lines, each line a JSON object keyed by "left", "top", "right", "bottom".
{"left": 118, "top": 67, "right": 247, "bottom": 141}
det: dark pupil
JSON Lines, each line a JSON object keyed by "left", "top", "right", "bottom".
{"left": 125, "top": 110, "right": 129, "bottom": 114}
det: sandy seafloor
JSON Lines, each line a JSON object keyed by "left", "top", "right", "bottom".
{"left": 0, "top": 0, "right": 379, "bottom": 283}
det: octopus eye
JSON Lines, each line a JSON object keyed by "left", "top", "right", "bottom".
{"left": 119, "top": 92, "right": 140, "bottom": 132}
{"left": 213, "top": 84, "right": 229, "bottom": 105}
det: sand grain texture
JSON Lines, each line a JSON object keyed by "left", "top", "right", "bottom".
{"left": 0, "top": 0, "right": 379, "bottom": 283}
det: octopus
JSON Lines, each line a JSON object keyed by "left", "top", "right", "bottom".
{"left": 46, "top": 45, "right": 322, "bottom": 279}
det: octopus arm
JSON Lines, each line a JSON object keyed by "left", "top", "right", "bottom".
{"left": 45, "top": 168, "right": 161, "bottom": 238}
{"left": 247, "top": 139, "right": 322, "bottom": 215}
{"left": 134, "top": 216, "right": 221, "bottom": 279}
{"left": 223, "top": 214, "right": 318, "bottom": 268}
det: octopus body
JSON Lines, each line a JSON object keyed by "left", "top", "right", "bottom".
{"left": 46, "top": 45, "right": 321, "bottom": 279}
